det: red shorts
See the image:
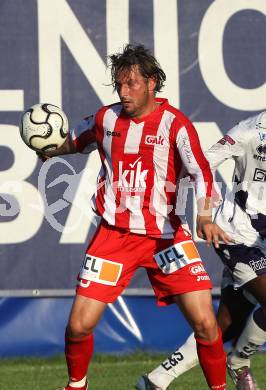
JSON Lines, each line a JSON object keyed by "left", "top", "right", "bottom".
{"left": 76, "top": 222, "right": 212, "bottom": 306}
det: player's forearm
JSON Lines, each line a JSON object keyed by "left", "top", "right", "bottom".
{"left": 196, "top": 197, "right": 213, "bottom": 239}
{"left": 197, "top": 196, "right": 213, "bottom": 218}
{"left": 191, "top": 166, "right": 222, "bottom": 214}
{"left": 196, "top": 197, "right": 231, "bottom": 247}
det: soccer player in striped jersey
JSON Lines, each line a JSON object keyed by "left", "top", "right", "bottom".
{"left": 137, "top": 112, "right": 266, "bottom": 390}
{"left": 41, "top": 44, "right": 229, "bottom": 390}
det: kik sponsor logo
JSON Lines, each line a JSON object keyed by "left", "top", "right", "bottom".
{"left": 145, "top": 134, "right": 165, "bottom": 146}
{"left": 154, "top": 240, "right": 201, "bottom": 274}
{"left": 118, "top": 157, "right": 148, "bottom": 192}
{"left": 79, "top": 254, "right": 122, "bottom": 286}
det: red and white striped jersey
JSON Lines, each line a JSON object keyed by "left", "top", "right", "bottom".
{"left": 71, "top": 98, "right": 217, "bottom": 238}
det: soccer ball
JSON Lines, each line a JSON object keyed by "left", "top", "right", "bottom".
{"left": 20, "top": 103, "right": 69, "bottom": 152}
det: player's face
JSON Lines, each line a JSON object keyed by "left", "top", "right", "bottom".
{"left": 115, "top": 65, "right": 156, "bottom": 118}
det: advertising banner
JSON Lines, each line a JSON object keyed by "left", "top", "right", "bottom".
{"left": 0, "top": 0, "right": 265, "bottom": 294}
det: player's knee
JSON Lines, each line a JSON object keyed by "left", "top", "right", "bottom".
{"left": 66, "top": 317, "right": 96, "bottom": 338}
{"left": 193, "top": 314, "right": 218, "bottom": 341}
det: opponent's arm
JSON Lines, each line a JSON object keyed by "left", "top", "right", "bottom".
{"left": 205, "top": 122, "right": 247, "bottom": 170}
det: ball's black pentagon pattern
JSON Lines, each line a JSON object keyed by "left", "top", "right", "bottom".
{"left": 20, "top": 103, "right": 69, "bottom": 151}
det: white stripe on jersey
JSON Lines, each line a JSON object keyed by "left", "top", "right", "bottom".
{"left": 124, "top": 121, "right": 145, "bottom": 154}
{"left": 152, "top": 110, "right": 176, "bottom": 236}
{"left": 126, "top": 195, "right": 146, "bottom": 234}
{"left": 102, "top": 106, "right": 122, "bottom": 225}
{"left": 176, "top": 126, "right": 206, "bottom": 201}
{"left": 91, "top": 164, "right": 105, "bottom": 212}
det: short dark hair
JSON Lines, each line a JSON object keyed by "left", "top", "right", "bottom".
{"left": 109, "top": 44, "right": 166, "bottom": 93}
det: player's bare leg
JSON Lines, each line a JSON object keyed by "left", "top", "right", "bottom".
{"left": 57, "top": 295, "right": 106, "bottom": 390}
{"left": 137, "top": 289, "right": 226, "bottom": 390}
{"left": 172, "top": 289, "right": 226, "bottom": 389}
{"left": 136, "top": 289, "right": 226, "bottom": 390}
{"left": 136, "top": 284, "right": 258, "bottom": 390}
{"left": 136, "top": 284, "right": 256, "bottom": 390}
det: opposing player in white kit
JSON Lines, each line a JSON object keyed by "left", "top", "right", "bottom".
{"left": 40, "top": 44, "right": 230, "bottom": 390}
{"left": 136, "top": 112, "right": 266, "bottom": 390}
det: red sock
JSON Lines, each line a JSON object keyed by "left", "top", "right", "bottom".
{"left": 65, "top": 333, "right": 94, "bottom": 382}
{"left": 195, "top": 328, "right": 226, "bottom": 389}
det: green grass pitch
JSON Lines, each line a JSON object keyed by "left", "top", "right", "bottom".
{"left": 0, "top": 352, "right": 264, "bottom": 389}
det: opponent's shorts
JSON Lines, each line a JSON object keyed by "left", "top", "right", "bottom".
{"left": 220, "top": 265, "right": 257, "bottom": 305}
{"left": 76, "top": 222, "right": 212, "bottom": 306}
{"left": 215, "top": 243, "right": 266, "bottom": 290}
{"left": 215, "top": 200, "right": 265, "bottom": 249}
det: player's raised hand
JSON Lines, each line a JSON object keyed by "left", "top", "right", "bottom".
{"left": 196, "top": 215, "right": 231, "bottom": 248}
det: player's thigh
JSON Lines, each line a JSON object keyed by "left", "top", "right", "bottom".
{"left": 173, "top": 289, "right": 216, "bottom": 330}
{"left": 148, "top": 235, "right": 212, "bottom": 305}
{"left": 77, "top": 223, "right": 140, "bottom": 304}
{"left": 67, "top": 294, "right": 106, "bottom": 336}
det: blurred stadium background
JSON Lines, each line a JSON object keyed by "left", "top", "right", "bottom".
{"left": 0, "top": 0, "right": 266, "bottom": 362}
